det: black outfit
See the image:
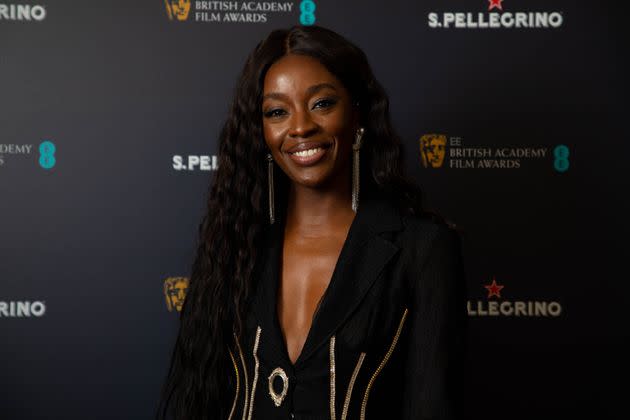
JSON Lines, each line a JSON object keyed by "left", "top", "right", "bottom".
{"left": 228, "top": 189, "right": 467, "bottom": 420}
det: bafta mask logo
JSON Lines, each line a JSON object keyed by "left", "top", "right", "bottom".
{"left": 164, "top": 277, "right": 189, "bottom": 312}
{"left": 419, "top": 134, "right": 447, "bottom": 168}
{"left": 164, "top": 0, "right": 191, "bottom": 21}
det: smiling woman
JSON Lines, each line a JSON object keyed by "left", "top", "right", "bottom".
{"left": 157, "top": 25, "right": 466, "bottom": 420}
{"left": 262, "top": 55, "right": 358, "bottom": 189}
{"left": 261, "top": 53, "right": 362, "bottom": 369}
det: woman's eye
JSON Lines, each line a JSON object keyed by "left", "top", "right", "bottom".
{"left": 313, "top": 98, "right": 336, "bottom": 109}
{"left": 264, "top": 109, "right": 286, "bottom": 118}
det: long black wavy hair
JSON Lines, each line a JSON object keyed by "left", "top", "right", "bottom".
{"left": 157, "top": 25, "right": 431, "bottom": 420}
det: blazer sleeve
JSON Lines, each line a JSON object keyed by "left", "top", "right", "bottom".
{"left": 401, "top": 224, "right": 467, "bottom": 420}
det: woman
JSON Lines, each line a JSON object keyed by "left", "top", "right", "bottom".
{"left": 158, "top": 25, "right": 466, "bottom": 420}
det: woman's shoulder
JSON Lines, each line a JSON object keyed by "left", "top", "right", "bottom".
{"left": 398, "top": 210, "right": 460, "bottom": 249}
{"left": 389, "top": 209, "right": 464, "bottom": 278}
{"left": 363, "top": 188, "right": 462, "bottom": 261}
{"left": 393, "top": 211, "right": 465, "bottom": 298}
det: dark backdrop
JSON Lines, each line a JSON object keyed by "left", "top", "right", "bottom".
{"left": 1, "top": 1, "right": 627, "bottom": 419}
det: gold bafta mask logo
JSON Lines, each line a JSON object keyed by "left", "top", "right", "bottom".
{"left": 164, "top": 277, "right": 189, "bottom": 312}
{"left": 164, "top": 0, "right": 191, "bottom": 21}
{"left": 419, "top": 134, "right": 447, "bottom": 168}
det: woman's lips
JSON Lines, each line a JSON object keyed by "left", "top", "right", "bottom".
{"left": 285, "top": 143, "right": 330, "bottom": 166}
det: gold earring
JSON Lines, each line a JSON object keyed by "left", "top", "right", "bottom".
{"left": 351, "top": 127, "right": 365, "bottom": 212}
{"left": 267, "top": 153, "right": 275, "bottom": 224}
{"left": 267, "top": 153, "right": 275, "bottom": 225}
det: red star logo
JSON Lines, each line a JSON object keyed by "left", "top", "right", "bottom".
{"left": 484, "top": 278, "right": 504, "bottom": 298}
{"left": 488, "top": 0, "right": 504, "bottom": 11}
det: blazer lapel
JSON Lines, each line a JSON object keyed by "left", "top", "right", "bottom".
{"left": 251, "top": 190, "right": 404, "bottom": 368}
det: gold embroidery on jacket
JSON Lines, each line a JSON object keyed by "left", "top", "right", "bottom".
{"left": 360, "top": 308, "right": 409, "bottom": 420}
{"left": 267, "top": 367, "right": 289, "bottom": 406}
{"left": 228, "top": 350, "right": 240, "bottom": 420}
{"left": 341, "top": 352, "right": 366, "bottom": 420}
{"left": 247, "top": 326, "right": 261, "bottom": 420}
{"left": 234, "top": 333, "right": 249, "bottom": 420}
{"left": 329, "top": 335, "right": 337, "bottom": 420}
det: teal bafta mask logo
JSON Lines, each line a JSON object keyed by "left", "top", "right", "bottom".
{"left": 299, "top": 0, "right": 316, "bottom": 25}
{"left": 39, "top": 140, "right": 56, "bottom": 169}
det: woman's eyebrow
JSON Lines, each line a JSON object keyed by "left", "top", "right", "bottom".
{"left": 305, "top": 82, "right": 337, "bottom": 96}
{"left": 262, "top": 83, "right": 338, "bottom": 102}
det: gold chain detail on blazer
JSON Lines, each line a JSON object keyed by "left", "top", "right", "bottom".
{"left": 341, "top": 352, "right": 366, "bottom": 420}
{"left": 228, "top": 350, "right": 240, "bottom": 420}
{"left": 234, "top": 333, "right": 249, "bottom": 420}
{"left": 267, "top": 367, "right": 289, "bottom": 406}
{"left": 247, "top": 326, "right": 261, "bottom": 420}
{"left": 329, "top": 335, "right": 337, "bottom": 420}
{"left": 360, "top": 308, "right": 409, "bottom": 420}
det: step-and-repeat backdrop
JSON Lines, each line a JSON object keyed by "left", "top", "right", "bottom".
{"left": 1, "top": 1, "right": 626, "bottom": 419}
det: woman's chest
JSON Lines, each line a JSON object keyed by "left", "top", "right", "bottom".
{"left": 278, "top": 234, "right": 348, "bottom": 366}
{"left": 234, "top": 261, "right": 413, "bottom": 419}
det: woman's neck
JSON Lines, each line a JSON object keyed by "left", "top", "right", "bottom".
{"left": 284, "top": 180, "right": 356, "bottom": 238}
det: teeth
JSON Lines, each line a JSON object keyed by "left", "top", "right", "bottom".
{"left": 292, "top": 147, "right": 322, "bottom": 157}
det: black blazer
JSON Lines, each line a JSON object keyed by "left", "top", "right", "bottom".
{"left": 227, "top": 190, "right": 467, "bottom": 420}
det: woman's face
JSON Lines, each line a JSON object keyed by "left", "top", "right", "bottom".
{"left": 261, "top": 54, "right": 359, "bottom": 189}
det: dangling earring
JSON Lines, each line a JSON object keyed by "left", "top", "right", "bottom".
{"left": 267, "top": 153, "right": 275, "bottom": 224}
{"left": 351, "top": 127, "right": 365, "bottom": 213}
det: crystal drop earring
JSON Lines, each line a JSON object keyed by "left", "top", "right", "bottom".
{"left": 351, "top": 127, "right": 365, "bottom": 212}
{"left": 267, "top": 153, "right": 275, "bottom": 224}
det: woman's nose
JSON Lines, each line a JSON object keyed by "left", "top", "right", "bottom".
{"left": 288, "top": 107, "right": 318, "bottom": 138}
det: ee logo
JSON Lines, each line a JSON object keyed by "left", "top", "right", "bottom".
{"left": 553, "top": 145, "right": 569, "bottom": 173}
{"left": 300, "top": 0, "right": 316, "bottom": 25}
{"left": 39, "top": 140, "right": 56, "bottom": 169}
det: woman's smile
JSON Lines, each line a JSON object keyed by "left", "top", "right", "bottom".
{"left": 285, "top": 140, "right": 332, "bottom": 166}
